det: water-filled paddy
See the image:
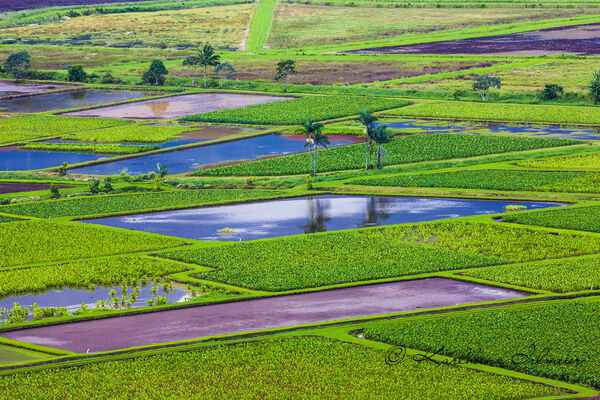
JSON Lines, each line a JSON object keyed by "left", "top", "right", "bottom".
{"left": 349, "top": 23, "right": 600, "bottom": 56}
{"left": 63, "top": 92, "right": 293, "bottom": 119}
{"left": 0, "top": 182, "right": 71, "bottom": 194}
{"left": 0, "top": 284, "right": 190, "bottom": 318}
{"left": 72, "top": 134, "right": 359, "bottom": 175}
{"left": 0, "top": 145, "right": 105, "bottom": 171}
{"left": 0, "top": 81, "right": 76, "bottom": 97}
{"left": 0, "top": 90, "right": 151, "bottom": 113}
{"left": 84, "top": 194, "right": 562, "bottom": 241}
{"left": 3, "top": 278, "right": 529, "bottom": 353}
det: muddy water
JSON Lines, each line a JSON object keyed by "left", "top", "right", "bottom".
{"left": 0, "top": 81, "right": 75, "bottom": 97}
{"left": 348, "top": 23, "right": 600, "bottom": 56}
{"left": 0, "top": 90, "right": 150, "bottom": 113}
{"left": 0, "top": 182, "right": 71, "bottom": 194}
{"left": 84, "top": 194, "right": 562, "bottom": 241}
{"left": 1, "top": 278, "right": 530, "bottom": 353}
{"left": 63, "top": 93, "right": 293, "bottom": 119}
{"left": 71, "top": 134, "right": 357, "bottom": 175}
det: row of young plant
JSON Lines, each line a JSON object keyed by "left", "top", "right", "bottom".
{"left": 354, "top": 169, "right": 600, "bottom": 193}
{"left": 0, "top": 336, "right": 561, "bottom": 400}
{"left": 0, "top": 221, "right": 184, "bottom": 268}
{"left": 19, "top": 143, "right": 159, "bottom": 154}
{"left": 363, "top": 298, "right": 600, "bottom": 387}
{"left": 503, "top": 205, "right": 600, "bottom": 233}
{"left": 161, "top": 221, "right": 600, "bottom": 291}
{"left": 196, "top": 134, "right": 579, "bottom": 176}
{"left": 517, "top": 153, "right": 600, "bottom": 171}
{"left": 463, "top": 254, "right": 600, "bottom": 293}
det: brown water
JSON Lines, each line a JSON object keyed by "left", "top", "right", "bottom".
{"left": 63, "top": 93, "right": 293, "bottom": 119}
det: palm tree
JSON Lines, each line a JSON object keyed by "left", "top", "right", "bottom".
{"left": 372, "top": 125, "right": 393, "bottom": 169}
{"left": 302, "top": 120, "right": 329, "bottom": 175}
{"left": 156, "top": 163, "right": 169, "bottom": 178}
{"left": 356, "top": 110, "right": 378, "bottom": 169}
{"left": 183, "top": 44, "right": 221, "bottom": 88}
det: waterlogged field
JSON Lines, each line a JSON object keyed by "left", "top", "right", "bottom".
{"left": 0, "top": 256, "right": 186, "bottom": 297}
{"left": 464, "top": 255, "right": 600, "bottom": 292}
{"left": 503, "top": 205, "right": 600, "bottom": 233}
{"left": 364, "top": 298, "right": 600, "bottom": 387}
{"left": 162, "top": 221, "right": 600, "bottom": 290}
{"left": 517, "top": 153, "right": 600, "bottom": 170}
{"left": 0, "top": 337, "right": 563, "bottom": 399}
{"left": 182, "top": 95, "right": 409, "bottom": 125}
{"left": 196, "top": 134, "right": 578, "bottom": 176}
{"left": 355, "top": 169, "right": 600, "bottom": 193}
{"left": 0, "top": 116, "right": 129, "bottom": 144}
{"left": 0, "top": 189, "right": 287, "bottom": 218}
{"left": 0, "top": 221, "right": 184, "bottom": 267}
{"left": 19, "top": 143, "right": 159, "bottom": 154}
{"left": 382, "top": 101, "right": 600, "bottom": 125}
{"left": 2, "top": 4, "right": 255, "bottom": 49}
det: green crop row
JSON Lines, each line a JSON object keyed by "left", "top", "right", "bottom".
{"left": 63, "top": 124, "right": 190, "bottom": 143}
{"left": 381, "top": 101, "right": 600, "bottom": 125}
{"left": 0, "top": 256, "right": 186, "bottom": 298}
{"left": 19, "top": 143, "right": 159, "bottom": 154}
{"left": 0, "top": 116, "right": 129, "bottom": 144}
{"left": 464, "top": 255, "right": 600, "bottom": 293}
{"left": 517, "top": 153, "right": 600, "bottom": 171}
{"left": 181, "top": 96, "right": 410, "bottom": 125}
{"left": 0, "top": 336, "right": 562, "bottom": 399}
{"left": 364, "top": 298, "right": 600, "bottom": 387}
{"left": 161, "top": 221, "right": 600, "bottom": 291}
{"left": 0, "top": 221, "right": 184, "bottom": 268}
{"left": 503, "top": 206, "right": 600, "bottom": 233}
{"left": 196, "top": 134, "right": 578, "bottom": 176}
{"left": 0, "top": 216, "right": 17, "bottom": 223}
{"left": 0, "top": 189, "right": 286, "bottom": 218}
{"left": 354, "top": 169, "right": 600, "bottom": 193}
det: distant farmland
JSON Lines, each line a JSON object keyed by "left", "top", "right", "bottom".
{"left": 0, "top": 0, "right": 155, "bottom": 12}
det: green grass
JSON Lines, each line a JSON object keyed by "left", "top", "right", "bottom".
{"left": 19, "top": 143, "right": 159, "bottom": 154}
{"left": 503, "top": 206, "right": 600, "bottom": 233}
{"left": 161, "top": 221, "right": 600, "bottom": 291}
{"left": 364, "top": 298, "right": 600, "bottom": 387}
{"left": 0, "top": 189, "right": 286, "bottom": 218}
{"left": 196, "top": 134, "right": 579, "bottom": 176}
{"left": 0, "top": 220, "right": 184, "bottom": 268}
{"left": 0, "top": 256, "right": 187, "bottom": 297}
{"left": 383, "top": 101, "right": 600, "bottom": 125}
{"left": 517, "top": 153, "right": 600, "bottom": 171}
{"left": 246, "top": 0, "right": 276, "bottom": 51}
{"left": 63, "top": 124, "right": 190, "bottom": 143}
{"left": 354, "top": 169, "right": 600, "bottom": 193}
{"left": 181, "top": 95, "right": 409, "bottom": 125}
{"left": 0, "top": 116, "right": 129, "bottom": 144}
{"left": 464, "top": 255, "right": 600, "bottom": 293}
{"left": 0, "top": 345, "right": 50, "bottom": 365}
{"left": 0, "top": 337, "right": 563, "bottom": 399}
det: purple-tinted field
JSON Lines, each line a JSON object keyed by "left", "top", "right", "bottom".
{"left": 0, "top": 0, "right": 154, "bottom": 12}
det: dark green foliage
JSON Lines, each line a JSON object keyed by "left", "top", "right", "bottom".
{"left": 472, "top": 75, "right": 501, "bottom": 101}
{"left": 142, "top": 60, "right": 168, "bottom": 86}
{"left": 3, "top": 51, "right": 31, "bottom": 79}
{"left": 503, "top": 206, "right": 600, "bottom": 233}
{"left": 66, "top": 64, "right": 87, "bottom": 82}
{"left": 537, "top": 84, "right": 564, "bottom": 100}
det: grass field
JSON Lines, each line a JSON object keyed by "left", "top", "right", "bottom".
{"left": 517, "top": 153, "right": 600, "bottom": 170}
{"left": 503, "top": 205, "right": 600, "bottom": 233}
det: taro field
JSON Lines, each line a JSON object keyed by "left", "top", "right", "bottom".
{"left": 0, "top": 0, "right": 598, "bottom": 398}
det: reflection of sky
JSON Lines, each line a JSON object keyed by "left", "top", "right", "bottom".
{"left": 86, "top": 195, "right": 563, "bottom": 241}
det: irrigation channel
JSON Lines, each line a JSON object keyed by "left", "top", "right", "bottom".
{"left": 348, "top": 23, "right": 600, "bottom": 55}
{"left": 2, "top": 278, "right": 529, "bottom": 353}
{"left": 84, "top": 194, "right": 563, "bottom": 241}
{"left": 63, "top": 92, "right": 293, "bottom": 119}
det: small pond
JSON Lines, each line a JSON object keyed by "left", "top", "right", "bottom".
{"left": 0, "top": 90, "right": 152, "bottom": 113}
{"left": 84, "top": 194, "right": 563, "bottom": 241}
{"left": 0, "top": 283, "right": 190, "bottom": 320}
{"left": 63, "top": 92, "right": 293, "bottom": 119}
{"left": 72, "top": 134, "right": 360, "bottom": 175}
{"left": 0, "top": 145, "right": 105, "bottom": 171}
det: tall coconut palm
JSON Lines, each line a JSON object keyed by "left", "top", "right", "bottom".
{"left": 371, "top": 125, "right": 393, "bottom": 170}
{"left": 356, "top": 110, "right": 378, "bottom": 169}
{"left": 183, "top": 44, "right": 221, "bottom": 88}
{"left": 302, "top": 120, "right": 329, "bottom": 175}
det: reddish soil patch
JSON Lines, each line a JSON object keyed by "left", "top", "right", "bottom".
{"left": 348, "top": 23, "right": 600, "bottom": 56}
{"left": 2, "top": 278, "right": 528, "bottom": 353}
{"left": 0, "top": 182, "right": 71, "bottom": 194}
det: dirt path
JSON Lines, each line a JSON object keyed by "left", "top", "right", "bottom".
{"left": 2, "top": 278, "right": 528, "bottom": 353}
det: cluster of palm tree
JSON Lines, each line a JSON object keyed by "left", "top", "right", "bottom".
{"left": 357, "top": 110, "right": 393, "bottom": 170}
{"left": 183, "top": 44, "right": 221, "bottom": 88}
{"left": 302, "top": 120, "right": 330, "bottom": 176}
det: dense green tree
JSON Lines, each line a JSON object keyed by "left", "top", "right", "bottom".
{"left": 66, "top": 65, "right": 88, "bottom": 82}
{"left": 472, "top": 75, "right": 501, "bottom": 101}
{"left": 590, "top": 71, "right": 600, "bottom": 105}
{"left": 142, "top": 60, "right": 168, "bottom": 86}
{"left": 4, "top": 51, "right": 31, "bottom": 79}
{"left": 275, "top": 60, "right": 297, "bottom": 92}
{"left": 538, "top": 84, "right": 564, "bottom": 100}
